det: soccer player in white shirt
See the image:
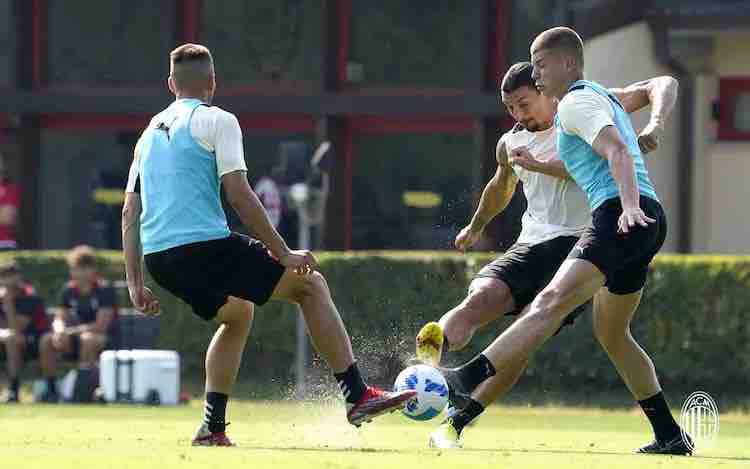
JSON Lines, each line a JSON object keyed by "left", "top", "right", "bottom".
{"left": 418, "top": 61, "right": 678, "bottom": 449}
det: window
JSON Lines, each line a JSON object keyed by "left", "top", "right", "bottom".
{"left": 719, "top": 78, "right": 750, "bottom": 141}
{"left": 0, "top": 0, "right": 15, "bottom": 87}
{"left": 39, "top": 128, "right": 140, "bottom": 249}
{"left": 223, "top": 130, "right": 315, "bottom": 246}
{"left": 351, "top": 133, "right": 476, "bottom": 249}
{"left": 201, "top": 0, "right": 323, "bottom": 92}
{"left": 47, "top": 0, "right": 177, "bottom": 88}
{"left": 348, "top": 1, "right": 480, "bottom": 90}
{"left": 507, "top": 0, "right": 560, "bottom": 66}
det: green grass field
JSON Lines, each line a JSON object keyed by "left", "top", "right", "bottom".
{"left": 1, "top": 401, "right": 748, "bottom": 469}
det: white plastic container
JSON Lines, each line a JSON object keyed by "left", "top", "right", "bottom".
{"left": 99, "top": 350, "right": 180, "bottom": 405}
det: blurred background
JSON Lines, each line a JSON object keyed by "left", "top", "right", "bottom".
{"left": 0, "top": 0, "right": 747, "bottom": 254}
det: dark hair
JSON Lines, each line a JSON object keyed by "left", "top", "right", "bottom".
{"left": 531, "top": 27, "right": 584, "bottom": 66}
{"left": 500, "top": 62, "right": 537, "bottom": 96}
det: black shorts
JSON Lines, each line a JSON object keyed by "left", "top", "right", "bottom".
{"left": 145, "top": 233, "right": 286, "bottom": 320}
{"left": 569, "top": 195, "right": 667, "bottom": 295}
{"left": 474, "top": 235, "right": 586, "bottom": 329}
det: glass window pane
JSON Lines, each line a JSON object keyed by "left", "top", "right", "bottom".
{"left": 47, "top": 0, "right": 176, "bottom": 87}
{"left": 352, "top": 134, "right": 476, "bottom": 249}
{"left": 733, "top": 93, "right": 750, "bottom": 133}
{"left": 224, "top": 131, "right": 315, "bottom": 247}
{"left": 507, "top": 0, "right": 560, "bottom": 65}
{"left": 39, "top": 126, "right": 315, "bottom": 249}
{"left": 39, "top": 130, "right": 137, "bottom": 249}
{"left": 0, "top": 1, "right": 15, "bottom": 87}
{"left": 202, "top": 1, "right": 322, "bottom": 90}
{"left": 348, "top": 1, "right": 480, "bottom": 89}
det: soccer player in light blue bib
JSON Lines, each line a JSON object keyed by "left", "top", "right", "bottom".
{"left": 122, "top": 43, "right": 415, "bottom": 446}
{"left": 439, "top": 27, "right": 691, "bottom": 456}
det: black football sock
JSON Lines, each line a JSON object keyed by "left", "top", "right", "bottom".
{"left": 204, "top": 392, "right": 229, "bottom": 433}
{"left": 9, "top": 377, "right": 19, "bottom": 395}
{"left": 45, "top": 376, "right": 57, "bottom": 395}
{"left": 456, "top": 353, "right": 496, "bottom": 391}
{"left": 639, "top": 391, "right": 681, "bottom": 442}
{"left": 449, "top": 398, "right": 485, "bottom": 435}
{"left": 334, "top": 362, "right": 366, "bottom": 405}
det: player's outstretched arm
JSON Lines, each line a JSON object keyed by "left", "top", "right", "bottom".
{"left": 456, "top": 140, "right": 518, "bottom": 251}
{"left": 609, "top": 76, "right": 679, "bottom": 154}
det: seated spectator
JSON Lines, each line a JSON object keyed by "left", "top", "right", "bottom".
{"left": 39, "top": 246, "right": 117, "bottom": 401}
{"left": 0, "top": 153, "right": 20, "bottom": 250}
{"left": 0, "top": 261, "right": 48, "bottom": 403}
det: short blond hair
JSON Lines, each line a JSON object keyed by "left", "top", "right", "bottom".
{"left": 531, "top": 27, "right": 584, "bottom": 67}
{"left": 169, "top": 43, "right": 214, "bottom": 89}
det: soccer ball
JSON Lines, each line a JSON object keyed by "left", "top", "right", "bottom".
{"left": 393, "top": 364, "right": 449, "bottom": 421}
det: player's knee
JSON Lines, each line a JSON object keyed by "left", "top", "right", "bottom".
{"left": 529, "top": 288, "right": 566, "bottom": 322}
{"left": 80, "top": 332, "right": 103, "bottom": 350}
{"left": 1, "top": 329, "right": 17, "bottom": 345}
{"left": 593, "top": 322, "right": 630, "bottom": 351}
{"left": 291, "top": 271, "right": 328, "bottom": 302}
{"left": 218, "top": 298, "right": 254, "bottom": 330}
{"left": 463, "top": 287, "right": 496, "bottom": 315}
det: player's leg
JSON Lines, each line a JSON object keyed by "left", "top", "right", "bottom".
{"left": 271, "top": 270, "right": 353, "bottom": 372}
{"left": 270, "top": 269, "right": 416, "bottom": 426}
{"left": 78, "top": 332, "right": 107, "bottom": 368}
{"left": 593, "top": 285, "right": 689, "bottom": 454}
{"left": 38, "top": 331, "right": 71, "bottom": 401}
{"left": 1, "top": 331, "right": 26, "bottom": 402}
{"left": 592, "top": 288, "right": 658, "bottom": 399}
{"left": 418, "top": 239, "right": 578, "bottom": 367}
{"left": 440, "top": 278, "right": 515, "bottom": 352}
{"left": 417, "top": 278, "right": 513, "bottom": 366}
{"left": 192, "top": 296, "right": 253, "bottom": 446}
{"left": 429, "top": 237, "right": 587, "bottom": 448}
{"left": 441, "top": 258, "right": 604, "bottom": 409}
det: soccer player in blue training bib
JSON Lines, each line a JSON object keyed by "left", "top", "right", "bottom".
{"left": 121, "top": 44, "right": 415, "bottom": 446}
{"left": 437, "top": 27, "right": 691, "bottom": 456}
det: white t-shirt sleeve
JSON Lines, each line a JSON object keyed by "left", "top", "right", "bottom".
{"left": 190, "top": 107, "right": 248, "bottom": 179}
{"left": 558, "top": 89, "right": 615, "bottom": 146}
{"left": 125, "top": 136, "right": 142, "bottom": 193}
{"left": 213, "top": 111, "right": 247, "bottom": 178}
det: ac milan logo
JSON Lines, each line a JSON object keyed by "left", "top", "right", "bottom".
{"left": 680, "top": 391, "right": 719, "bottom": 453}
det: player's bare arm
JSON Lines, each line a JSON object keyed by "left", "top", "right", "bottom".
{"left": 122, "top": 192, "right": 159, "bottom": 315}
{"left": 509, "top": 146, "right": 571, "bottom": 180}
{"left": 591, "top": 126, "right": 655, "bottom": 233}
{"left": 456, "top": 140, "right": 518, "bottom": 251}
{"left": 609, "top": 76, "right": 679, "bottom": 154}
{"left": 222, "top": 171, "right": 317, "bottom": 274}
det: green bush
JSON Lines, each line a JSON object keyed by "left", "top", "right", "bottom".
{"left": 4, "top": 251, "right": 749, "bottom": 401}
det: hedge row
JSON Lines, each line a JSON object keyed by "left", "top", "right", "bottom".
{"left": 4, "top": 251, "right": 750, "bottom": 400}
